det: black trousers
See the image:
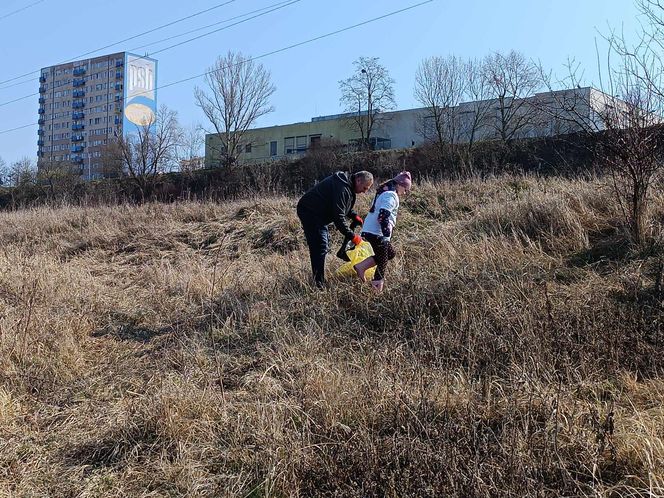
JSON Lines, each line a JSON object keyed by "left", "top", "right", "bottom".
{"left": 297, "top": 205, "right": 329, "bottom": 287}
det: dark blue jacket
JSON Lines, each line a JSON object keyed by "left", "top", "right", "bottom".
{"left": 297, "top": 171, "right": 356, "bottom": 239}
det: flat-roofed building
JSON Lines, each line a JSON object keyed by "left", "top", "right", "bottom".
{"left": 205, "top": 87, "right": 623, "bottom": 167}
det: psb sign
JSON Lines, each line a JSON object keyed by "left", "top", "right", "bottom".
{"left": 123, "top": 54, "right": 158, "bottom": 130}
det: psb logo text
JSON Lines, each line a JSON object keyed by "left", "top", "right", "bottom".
{"left": 128, "top": 63, "right": 155, "bottom": 94}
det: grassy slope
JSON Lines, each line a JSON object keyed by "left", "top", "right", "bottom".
{"left": 0, "top": 175, "right": 663, "bottom": 497}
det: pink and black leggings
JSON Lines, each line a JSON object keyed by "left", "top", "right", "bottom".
{"left": 362, "top": 232, "right": 396, "bottom": 281}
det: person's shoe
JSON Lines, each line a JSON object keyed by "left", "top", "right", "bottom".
{"left": 353, "top": 256, "right": 376, "bottom": 282}
{"left": 371, "top": 279, "right": 384, "bottom": 293}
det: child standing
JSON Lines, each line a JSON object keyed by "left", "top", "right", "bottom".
{"left": 353, "top": 171, "right": 412, "bottom": 292}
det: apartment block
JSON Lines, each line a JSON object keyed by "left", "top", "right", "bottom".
{"left": 37, "top": 52, "right": 157, "bottom": 180}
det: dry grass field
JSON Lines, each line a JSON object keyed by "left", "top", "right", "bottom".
{"left": 1, "top": 174, "right": 663, "bottom": 497}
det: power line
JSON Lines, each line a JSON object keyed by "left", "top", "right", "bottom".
{"left": 0, "top": 0, "right": 236, "bottom": 88}
{"left": 0, "top": 0, "right": 45, "bottom": 22}
{"left": 0, "top": 0, "right": 292, "bottom": 93}
{"left": 0, "top": 122, "right": 37, "bottom": 134}
{"left": 130, "top": 0, "right": 296, "bottom": 53}
{"left": 0, "top": 1, "right": 289, "bottom": 94}
{"left": 148, "top": 0, "right": 301, "bottom": 57}
{"left": 147, "top": 1, "right": 435, "bottom": 93}
{"left": 0, "top": 0, "right": 301, "bottom": 108}
{"left": 0, "top": 91, "right": 36, "bottom": 107}
{"left": 0, "top": 0, "right": 434, "bottom": 136}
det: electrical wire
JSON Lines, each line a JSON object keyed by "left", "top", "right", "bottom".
{"left": 0, "top": 0, "right": 300, "bottom": 107}
{"left": 0, "top": 122, "right": 37, "bottom": 134}
{"left": 0, "top": 0, "right": 45, "bottom": 22}
{"left": 0, "top": 0, "right": 434, "bottom": 136}
{"left": 147, "top": 0, "right": 301, "bottom": 57}
{"left": 129, "top": 0, "right": 295, "bottom": 53}
{"left": 0, "top": 0, "right": 236, "bottom": 88}
{"left": 0, "top": 0, "right": 293, "bottom": 92}
{"left": 157, "top": 1, "right": 433, "bottom": 93}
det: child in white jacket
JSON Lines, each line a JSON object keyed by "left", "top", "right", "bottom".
{"left": 354, "top": 171, "right": 412, "bottom": 292}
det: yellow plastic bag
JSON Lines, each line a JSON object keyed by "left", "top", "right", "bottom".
{"left": 336, "top": 240, "right": 376, "bottom": 280}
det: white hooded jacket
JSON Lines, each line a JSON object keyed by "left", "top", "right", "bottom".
{"left": 362, "top": 190, "right": 399, "bottom": 240}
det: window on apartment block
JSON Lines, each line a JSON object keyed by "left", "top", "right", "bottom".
{"left": 270, "top": 141, "right": 277, "bottom": 156}
{"left": 245, "top": 143, "right": 252, "bottom": 153}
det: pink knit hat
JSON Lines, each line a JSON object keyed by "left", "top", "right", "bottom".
{"left": 393, "top": 171, "right": 412, "bottom": 190}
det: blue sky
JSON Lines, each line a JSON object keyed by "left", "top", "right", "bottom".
{"left": 0, "top": 0, "right": 641, "bottom": 165}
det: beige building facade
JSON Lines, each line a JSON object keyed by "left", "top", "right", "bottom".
{"left": 205, "top": 87, "right": 616, "bottom": 167}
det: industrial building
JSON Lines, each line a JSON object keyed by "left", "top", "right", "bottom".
{"left": 205, "top": 87, "right": 615, "bottom": 167}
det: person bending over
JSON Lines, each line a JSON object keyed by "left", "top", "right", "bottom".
{"left": 297, "top": 170, "right": 374, "bottom": 287}
{"left": 353, "top": 171, "right": 412, "bottom": 293}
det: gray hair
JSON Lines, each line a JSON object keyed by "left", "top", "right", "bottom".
{"left": 351, "top": 170, "right": 374, "bottom": 185}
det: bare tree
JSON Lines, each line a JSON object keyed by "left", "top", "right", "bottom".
{"left": 539, "top": 11, "right": 664, "bottom": 247}
{"left": 100, "top": 143, "right": 125, "bottom": 179}
{"left": 599, "top": 19, "right": 664, "bottom": 246}
{"left": 602, "top": 92, "right": 664, "bottom": 246}
{"left": 7, "top": 157, "right": 36, "bottom": 188}
{"left": 114, "top": 105, "right": 182, "bottom": 199}
{"left": 0, "top": 157, "right": 37, "bottom": 207}
{"left": 637, "top": 0, "right": 664, "bottom": 57}
{"left": 36, "top": 160, "right": 81, "bottom": 199}
{"left": 414, "top": 55, "right": 497, "bottom": 172}
{"left": 414, "top": 55, "right": 466, "bottom": 154}
{"left": 195, "top": 51, "right": 276, "bottom": 168}
{"left": 0, "top": 156, "right": 6, "bottom": 186}
{"left": 462, "top": 58, "right": 495, "bottom": 155}
{"left": 339, "top": 56, "right": 396, "bottom": 150}
{"left": 536, "top": 58, "right": 604, "bottom": 135}
{"left": 483, "top": 50, "right": 542, "bottom": 144}
{"left": 177, "top": 124, "right": 205, "bottom": 173}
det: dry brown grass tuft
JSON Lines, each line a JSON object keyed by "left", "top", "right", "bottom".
{"left": 1, "top": 175, "right": 663, "bottom": 496}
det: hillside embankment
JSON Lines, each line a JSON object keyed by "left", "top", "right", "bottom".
{"left": 1, "top": 175, "right": 663, "bottom": 496}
